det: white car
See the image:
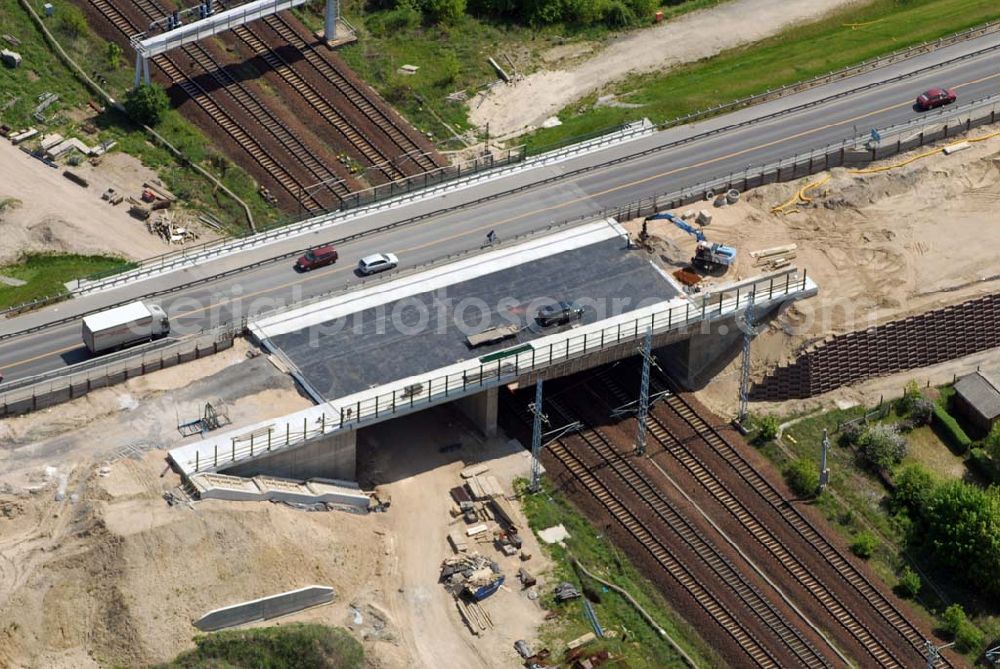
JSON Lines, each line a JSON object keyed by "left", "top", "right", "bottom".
{"left": 358, "top": 252, "right": 399, "bottom": 275}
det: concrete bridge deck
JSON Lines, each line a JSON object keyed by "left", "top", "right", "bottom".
{"left": 167, "top": 219, "right": 817, "bottom": 480}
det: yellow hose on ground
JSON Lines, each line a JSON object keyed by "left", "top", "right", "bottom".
{"left": 771, "top": 174, "right": 831, "bottom": 214}
{"left": 849, "top": 129, "right": 1000, "bottom": 174}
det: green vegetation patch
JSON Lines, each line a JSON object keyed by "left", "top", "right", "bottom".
{"left": 517, "top": 477, "right": 720, "bottom": 668}
{"left": 158, "top": 623, "right": 364, "bottom": 669}
{"left": 524, "top": 0, "right": 1000, "bottom": 150}
{"left": 0, "top": 252, "right": 134, "bottom": 309}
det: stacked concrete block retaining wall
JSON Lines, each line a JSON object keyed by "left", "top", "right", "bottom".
{"left": 751, "top": 293, "right": 1000, "bottom": 400}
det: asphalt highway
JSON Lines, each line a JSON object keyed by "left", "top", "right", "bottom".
{"left": 2, "top": 31, "right": 1000, "bottom": 382}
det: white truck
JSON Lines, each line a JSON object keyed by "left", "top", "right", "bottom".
{"left": 82, "top": 301, "right": 170, "bottom": 354}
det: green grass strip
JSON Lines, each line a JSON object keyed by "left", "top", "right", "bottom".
{"left": 525, "top": 0, "right": 1000, "bottom": 151}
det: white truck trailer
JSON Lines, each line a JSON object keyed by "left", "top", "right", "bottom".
{"left": 82, "top": 301, "right": 170, "bottom": 354}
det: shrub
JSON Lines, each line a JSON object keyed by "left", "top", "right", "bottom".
{"left": 839, "top": 420, "right": 863, "bottom": 445}
{"left": 897, "top": 380, "right": 923, "bottom": 415}
{"left": 602, "top": 0, "right": 634, "bottom": 27}
{"left": 858, "top": 423, "right": 907, "bottom": 470}
{"left": 941, "top": 603, "right": 966, "bottom": 636}
{"left": 755, "top": 414, "right": 780, "bottom": 443}
{"left": 968, "top": 448, "right": 1000, "bottom": 484}
{"left": 850, "top": 531, "right": 877, "bottom": 559}
{"left": 911, "top": 397, "right": 935, "bottom": 426}
{"left": 424, "top": 0, "right": 466, "bottom": 24}
{"left": 124, "top": 84, "right": 170, "bottom": 126}
{"left": 165, "top": 623, "right": 364, "bottom": 668}
{"left": 931, "top": 404, "right": 972, "bottom": 452}
{"left": 894, "top": 566, "right": 921, "bottom": 599}
{"left": 890, "top": 464, "right": 934, "bottom": 513}
{"left": 106, "top": 42, "right": 123, "bottom": 69}
{"left": 955, "top": 620, "right": 983, "bottom": 652}
{"left": 985, "top": 422, "right": 1000, "bottom": 460}
{"left": 783, "top": 459, "right": 819, "bottom": 498}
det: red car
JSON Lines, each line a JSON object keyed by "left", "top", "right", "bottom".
{"left": 915, "top": 87, "right": 956, "bottom": 111}
{"left": 295, "top": 245, "right": 338, "bottom": 271}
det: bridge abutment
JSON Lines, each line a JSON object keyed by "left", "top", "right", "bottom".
{"left": 455, "top": 386, "right": 499, "bottom": 437}
{"left": 220, "top": 427, "right": 357, "bottom": 481}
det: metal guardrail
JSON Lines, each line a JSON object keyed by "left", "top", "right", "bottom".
{"left": 56, "top": 35, "right": 1000, "bottom": 299}
{"left": 183, "top": 268, "right": 811, "bottom": 473}
{"left": 2, "top": 92, "right": 997, "bottom": 346}
{"left": 5, "top": 20, "right": 1000, "bottom": 316}
{"left": 0, "top": 322, "right": 244, "bottom": 416}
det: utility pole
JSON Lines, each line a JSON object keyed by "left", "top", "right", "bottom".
{"left": 819, "top": 428, "right": 830, "bottom": 492}
{"left": 737, "top": 289, "right": 756, "bottom": 426}
{"left": 636, "top": 328, "right": 653, "bottom": 455}
{"left": 925, "top": 640, "right": 954, "bottom": 669}
{"left": 528, "top": 379, "right": 547, "bottom": 493}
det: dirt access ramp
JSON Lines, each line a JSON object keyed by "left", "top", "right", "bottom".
{"left": 469, "top": 0, "right": 861, "bottom": 138}
{"left": 621, "top": 127, "right": 1000, "bottom": 416}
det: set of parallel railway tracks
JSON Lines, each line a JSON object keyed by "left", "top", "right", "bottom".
{"left": 503, "top": 359, "right": 956, "bottom": 668}
{"left": 86, "top": 0, "right": 440, "bottom": 211}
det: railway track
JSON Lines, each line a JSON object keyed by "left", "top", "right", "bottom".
{"left": 88, "top": 0, "right": 338, "bottom": 210}
{"left": 542, "top": 395, "right": 836, "bottom": 669}
{"left": 261, "top": 14, "right": 441, "bottom": 174}
{"left": 543, "top": 437, "right": 783, "bottom": 668}
{"left": 134, "top": 0, "right": 348, "bottom": 206}
{"left": 226, "top": 20, "right": 406, "bottom": 183}
{"left": 594, "top": 363, "right": 953, "bottom": 669}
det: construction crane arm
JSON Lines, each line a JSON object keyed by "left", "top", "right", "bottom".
{"left": 646, "top": 212, "right": 705, "bottom": 242}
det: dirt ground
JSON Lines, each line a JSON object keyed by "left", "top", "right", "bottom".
{"left": 469, "top": 0, "right": 862, "bottom": 138}
{"left": 621, "top": 128, "right": 1000, "bottom": 417}
{"left": 0, "top": 138, "right": 215, "bottom": 265}
{"left": 0, "top": 341, "right": 550, "bottom": 668}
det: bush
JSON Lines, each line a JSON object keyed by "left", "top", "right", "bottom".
{"left": 783, "top": 459, "right": 819, "bottom": 498}
{"left": 858, "top": 423, "right": 907, "bottom": 470}
{"left": 968, "top": 447, "right": 1000, "bottom": 484}
{"left": 890, "top": 464, "right": 935, "bottom": 513}
{"left": 897, "top": 380, "right": 923, "bottom": 415}
{"left": 57, "top": 9, "right": 89, "bottom": 40}
{"left": 941, "top": 603, "right": 967, "bottom": 635}
{"left": 602, "top": 1, "right": 635, "bottom": 27}
{"left": 911, "top": 397, "right": 935, "bottom": 426}
{"left": 894, "top": 566, "right": 921, "bottom": 599}
{"left": 932, "top": 404, "right": 972, "bottom": 452}
{"left": 124, "top": 84, "right": 170, "bottom": 126}
{"left": 850, "top": 531, "right": 877, "bottom": 559}
{"left": 985, "top": 422, "right": 1000, "bottom": 460}
{"left": 955, "top": 620, "right": 983, "bottom": 652}
{"left": 423, "top": 0, "right": 467, "bottom": 24}
{"left": 755, "top": 414, "right": 780, "bottom": 443}
{"left": 162, "top": 623, "right": 364, "bottom": 668}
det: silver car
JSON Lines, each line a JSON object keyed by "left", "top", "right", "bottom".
{"left": 358, "top": 252, "right": 399, "bottom": 275}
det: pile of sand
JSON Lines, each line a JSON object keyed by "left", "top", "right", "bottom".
{"left": 626, "top": 129, "right": 1000, "bottom": 416}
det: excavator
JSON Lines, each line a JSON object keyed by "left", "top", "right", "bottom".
{"left": 643, "top": 211, "right": 737, "bottom": 272}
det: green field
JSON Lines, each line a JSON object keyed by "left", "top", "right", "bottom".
{"left": 518, "top": 478, "right": 721, "bottom": 668}
{"left": 525, "top": 0, "right": 1000, "bottom": 151}
{"left": 0, "top": 252, "right": 135, "bottom": 309}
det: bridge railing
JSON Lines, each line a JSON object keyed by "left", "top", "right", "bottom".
{"left": 181, "top": 268, "right": 812, "bottom": 473}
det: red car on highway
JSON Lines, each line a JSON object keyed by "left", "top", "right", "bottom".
{"left": 915, "top": 87, "right": 957, "bottom": 111}
{"left": 295, "top": 245, "right": 339, "bottom": 271}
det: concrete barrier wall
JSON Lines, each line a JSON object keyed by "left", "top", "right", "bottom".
{"left": 750, "top": 293, "right": 1000, "bottom": 400}
{"left": 193, "top": 585, "right": 335, "bottom": 632}
{"left": 0, "top": 336, "right": 235, "bottom": 417}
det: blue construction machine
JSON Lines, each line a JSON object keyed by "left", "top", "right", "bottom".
{"left": 645, "top": 211, "right": 737, "bottom": 271}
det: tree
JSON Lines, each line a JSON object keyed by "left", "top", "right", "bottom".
{"left": 106, "top": 42, "right": 123, "bottom": 69}
{"left": 124, "top": 84, "right": 170, "bottom": 126}
{"left": 858, "top": 423, "right": 907, "bottom": 470}
{"left": 894, "top": 566, "right": 921, "bottom": 599}
{"left": 850, "top": 531, "right": 877, "bottom": 559}
{"left": 940, "top": 604, "right": 983, "bottom": 652}
{"left": 897, "top": 379, "right": 923, "bottom": 415}
{"left": 919, "top": 481, "right": 1000, "bottom": 596}
{"left": 784, "top": 459, "right": 819, "bottom": 498}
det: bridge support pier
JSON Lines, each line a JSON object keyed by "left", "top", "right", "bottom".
{"left": 220, "top": 428, "right": 357, "bottom": 481}
{"left": 455, "top": 386, "right": 498, "bottom": 437}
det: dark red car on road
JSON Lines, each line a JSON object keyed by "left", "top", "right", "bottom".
{"left": 295, "top": 245, "right": 339, "bottom": 271}
{"left": 915, "top": 87, "right": 957, "bottom": 111}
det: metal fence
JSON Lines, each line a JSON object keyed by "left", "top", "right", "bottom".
{"left": 184, "top": 269, "right": 810, "bottom": 472}
{"left": 0, "top": 323, "right": 243, "bottom": 417}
